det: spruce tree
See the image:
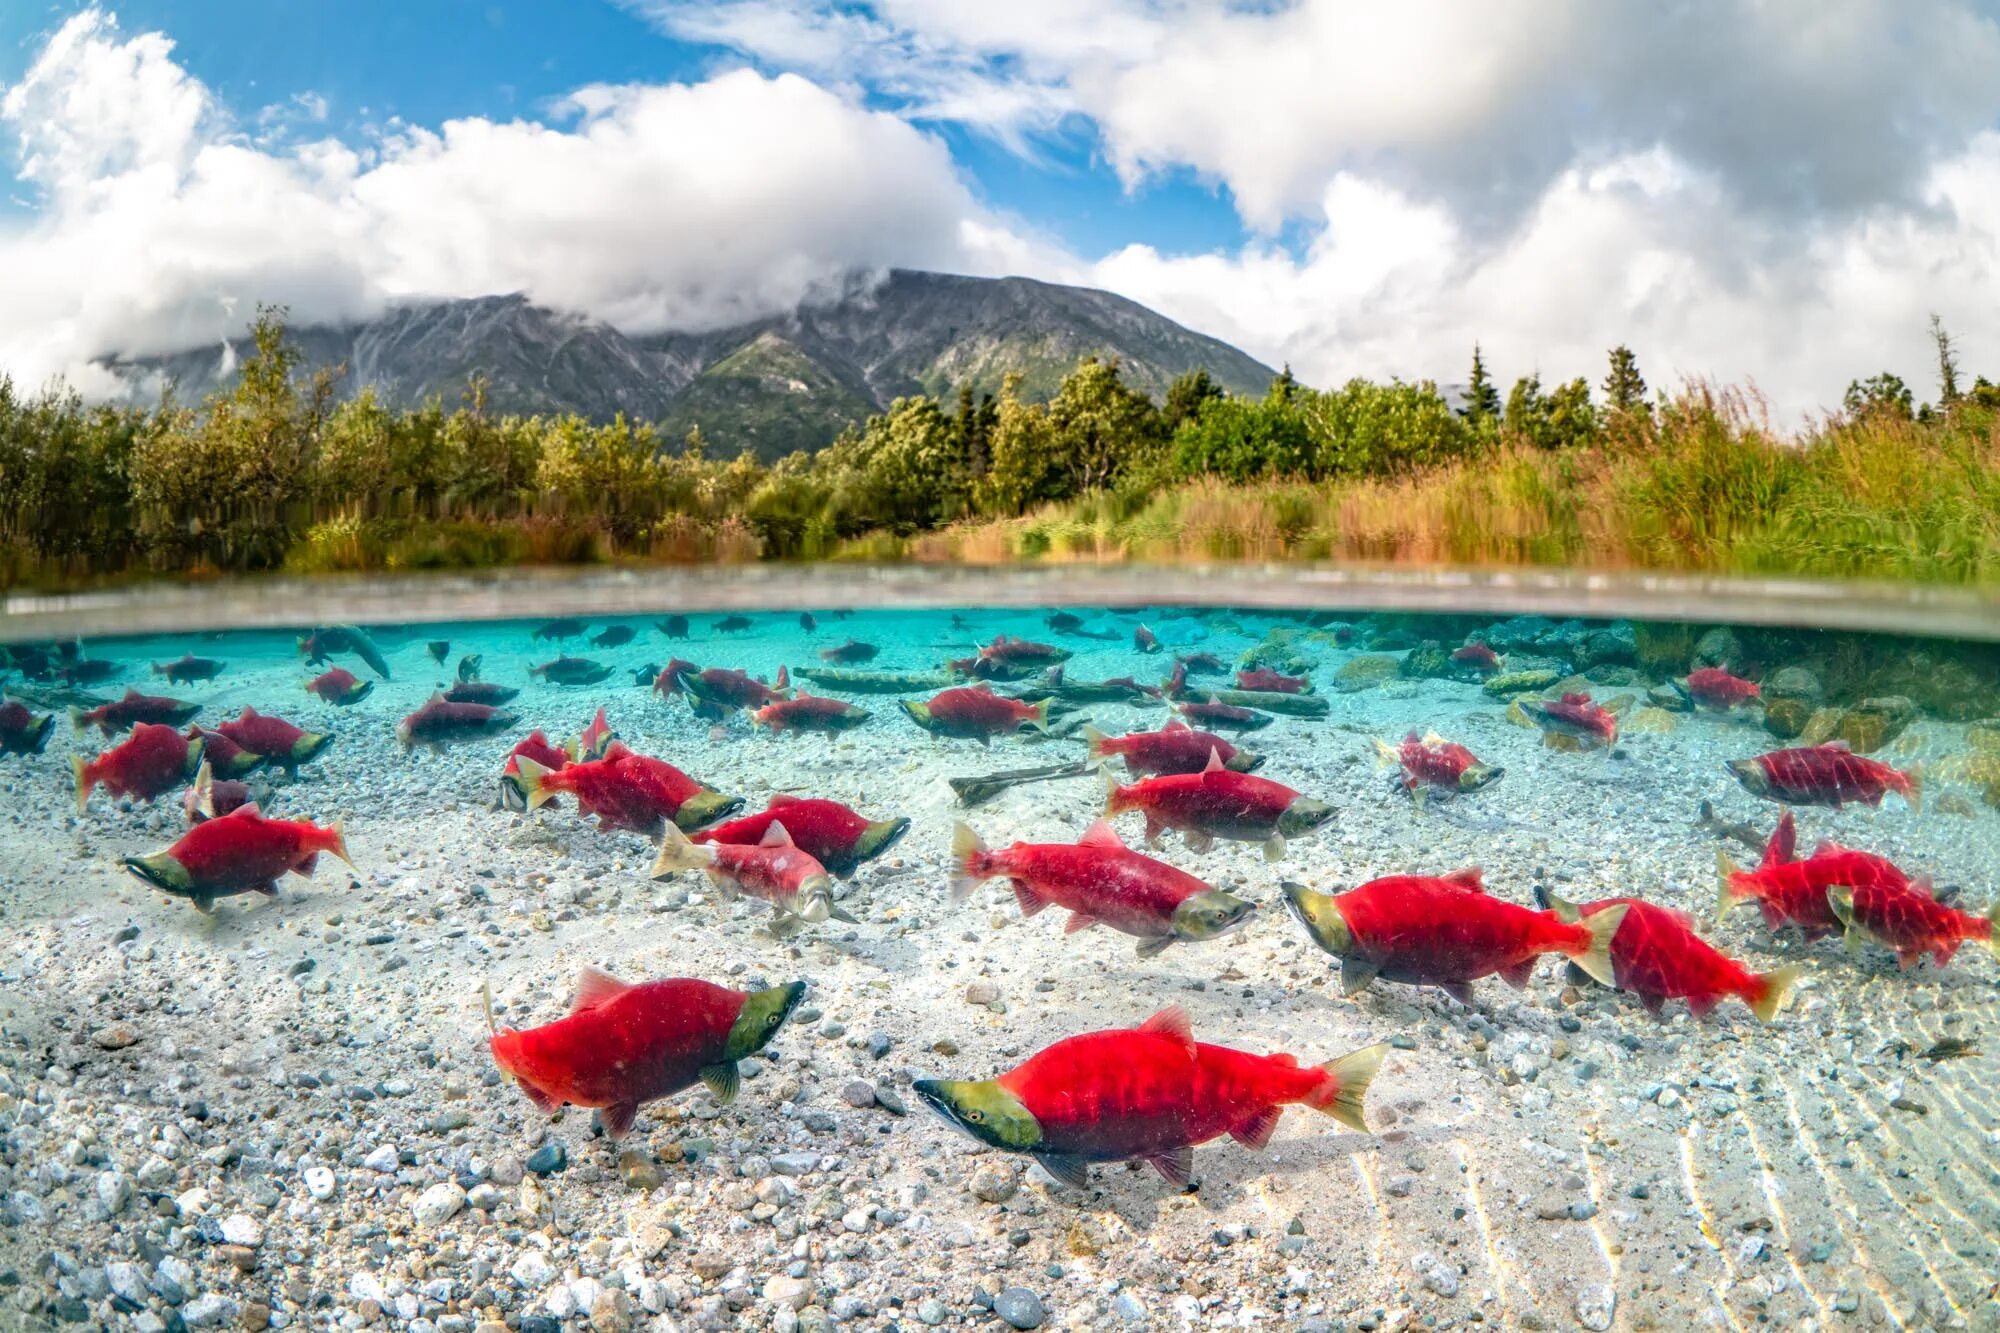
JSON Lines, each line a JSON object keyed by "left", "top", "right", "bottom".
{"left": 1465, "top": 345, "right": 1501, "bottom": 423}
{"left": 1602, "top": 345, "right": 1648, "bottom": 414}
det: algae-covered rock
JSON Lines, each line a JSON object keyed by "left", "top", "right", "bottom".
{"left": 1576, "top": 625, "right": 1638, "bottom": 668}
{"left": 1399, "top": 641, "right": 1452, "bottom": 680}
{"left": 1583, "top": 665, "right": 1642, "bottom": 687}
{"left": 1762, "top": 666, "right": 1823, "bottom": 704}
{"left": 1543, "top": 732, "right": 1588, "bottom": 752}
{"left": 1601, "top": 693, "right": 1638, "bottom": 717}
{"left": 1799, "top": 708, "right": 1842, "bottom": 746}
{"left": 1762, "top": 697, "right": 1814, "bottom": 739}
{"left": 1554, "top": 675, "right": 1595, "bottom": 696}
{"left": 1693, "top": 628, "right": 1742, "bottom": 671}
{"left": 1648, "top": 685, "right": 1692, "bottom": 713}
{"left": 1967, "top": 720, "right": 2000, "bottom": 755}
{"left": 1239, "top": 627, "right": 1321, "bottom": 676}
{"left": 1834, "top": 696, "right": 1916, "bottom": 754}
{"left": 1505, "top": 700, "right": 1535, "bottom": 728}
{"left": 1625, "top": 706, "right": 1677, "bottom": 735}
{"left": 1333, "top": 655, "right": 1401, "bottom": 692}
{"left": 1485, "top": 669, "right": 1560, "bottom": 698}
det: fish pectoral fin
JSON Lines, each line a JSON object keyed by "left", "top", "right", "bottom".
{"left": 1498, "top": 958, "right": 1537, "bottom": 990}
{"left": 1145, "top": 1146, "right": 1197, "bottom": 1191}
{"left": 1686, "top": 993, "right": 1720, "bottom": 1018}
{"left": 1229, "top": 1105, "right": 1284, "bottom": 1151}
{"left": 700, "top": 1062, "right": 740, "bottom": 1105}
{"left": 1564, "top": 962, "right": 1595, "bottom": 989}
{"left": 252, "top": 882, "right": 279, "bottom": 898}
{"left": 1033, "top": 1153, "right": 1092, "bottom": 1189}
{"left": 1134, "top": 935, "right": 1173, "bottom": 959}
{"left": 1440, "top": 982, "right": 1476, "bottom": 1006}
{"left": 1339, "top": 958, "right": 1380, "bottom": 996}
{"left": 1063, "top": 911, "right": 1099, "bottom": 935}
{"left": 828, "top": 905, "right": 861, "bottom": 925}
{"left": 1185, "top": 831, "right": 1214, "bottom": 854}
{"left": 1012, "top": 879, "right": 1049, "bottom": 918}
{"left": 517, "top": 1081, "right": 563, "bottom": 1116}
{"left": 598, "top": 1102, "right": 638, "bottom": 1139}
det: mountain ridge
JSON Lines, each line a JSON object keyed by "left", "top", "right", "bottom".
{"left": 109, "top": 270, "right": 1278, "bottom": 458}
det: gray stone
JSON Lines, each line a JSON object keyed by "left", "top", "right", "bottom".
{"left": 302, "top": 1165, "right": 337, "bottom": 1200}
{"left": 412, "top": 1181, "right": 466, "bottom": 1228}
{"left": 994, "top": 1288, "right": 1046, "bottom": 1330}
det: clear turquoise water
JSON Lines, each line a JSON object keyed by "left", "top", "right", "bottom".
{"left": 3, "top": 602, "right": 1997, "bottom": 1329}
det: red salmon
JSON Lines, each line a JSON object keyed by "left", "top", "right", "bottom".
{"left": 488, "top": 969, "right": 805, "bottom": 1139}
{"left": 651, "top": 823, "right": 846, "bottom": 923}
{"left": 125, "top": 802, "right": 350, "bottom": 912}
{"left": 1373, "top": 730, "right": 1503, "bottom": 807}
{"left": 751, "top": 691, "right": 870, "bottom": 735}
{"left": 1235, "top": 668, "right": 1308, "bottom": 694}
{"left": 902, "top": 685, "right": 1048, "bottom": 743}
{"left": 914, "top": 1007, "right": 1384, "bottom": 1190}
{"left": 74, "top": 722, "right": 203, "bottom": 812}
{"left": 216, "top": 707, "right": 333, "bottom": 775}
{"left": 0, "top": 700, "right": 55, "bottom": 755}
{"left": 1520, "top": 692, "right": 1618, "bottom": 748}
{"left": 1083, "top": 719, "right": 1260, "bottom": 777}
{"left": 397, "top": 695, "right": 519, "bottom": 750}
{"left": 1830, "top": 883, "right": 1997, "bottom": 970}
{"left": 1728, "top": 742, "right": 1919, "bottom": 811}
{"left": 1683, "top": 667, "right": 1760, "bottom": 710}
{"left": 1105, "top": 750, "right": 1331, "bottom": 858}
{"left": 72, "top": 689, "right": 199, "bottom": 736}
{"left": 1134, "top": 624, "right": 1160, "bottom": 654}
{"left": 693, "top": 796, "right": 909, "bottom": 877}
{"left": 512, "top": 748, "right": 740, "bottom": 836}
{"left": 1548, "top": 891, "right": 1798, "bottom": 1021}
{"left": 1282, "top": 872, "right": 1625, "bottom": 1001}
{"left": 1717, "top": 810, "right": 1911, "bottom": 939}
{"left": 1451, "top": 643, "right": 1502, "bottom": 673}
{"left": 304, "top": 667, "right": 373, "bottom": 705}
{"left": 950, "top": 821, "right": 1253, "bottom": 956}
{"left": 187, "top": 724, "right": 266, "bottom": 779}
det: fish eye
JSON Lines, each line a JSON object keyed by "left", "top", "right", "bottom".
{"left": 966, "top": 1109, "right": 985, "bottom": 1123}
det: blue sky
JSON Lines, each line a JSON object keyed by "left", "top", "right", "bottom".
{"left": 3, "top": 1, "right": 1998, "bottom": 417}
{"left": 0, "top": 1, "right": 1250, "bottom": 256}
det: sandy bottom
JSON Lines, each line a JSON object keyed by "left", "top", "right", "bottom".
{"left": 2, "top": 609, "right": 1996, "bottom": 1333}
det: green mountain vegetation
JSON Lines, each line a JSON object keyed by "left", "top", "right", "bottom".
{"left": 4, "top": 311, "right": 1995, "bottom": 590}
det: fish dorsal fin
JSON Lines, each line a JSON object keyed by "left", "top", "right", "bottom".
{"left": 767, "top": 793, "right": 799, "bottom": 807}
{"left": 1139, "top": 1006, "right": 1195, "bottom": 1052}
{"left": 232, "top": 802, "right": 263, "bottom": 820}
{"left": 1164, "top": 719, "right": 1189, "bottom": 733}
{"left": 759, "top": 821, "right": 796, "bottom": 848}
{"left": 427, "top": 691, "right": 447, "bottom": 705}
{"left": 1765, "top": 810, "right": 1797, "bottom": 867}
{"left": 1910, "top": 874, "right": 1935, "bottom": 899}
{"left": 1811, "top": 838, "right": 1845, "bottom": 857}
{"left": 1820, "top": 739, "right": 1852, "bottom": 752}
{"left": 1443, "top": 867, "right": 1486, "bottom": 893}
{"left": 239, "top": 706, "right": 259, "bottom": 721}
{"left": 122, "top": 688, "right": 142, "bottom": 701}
{"left": 571, "top": 966, "right": 630, "bottom": 1013}
{"left": 1203, "top": 748, "right": 1226, "bottom": 775}
{"left": 972, "top": 682, "right": 994, "bottom": 695}
{"left": 775, "top": 665, "right": 789, "bottom": 688}
{"left": 1422, "top": 730, "right": 1445, "bottom": 745}
{"left": 1078, "top": 820, "right": 1124, "bottom": 850}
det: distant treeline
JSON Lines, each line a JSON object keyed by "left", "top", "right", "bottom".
{"left": 1, "top": 309, "right": 1996, "bottom": 586}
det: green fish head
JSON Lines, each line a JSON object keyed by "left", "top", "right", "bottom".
{"left": 291, "top": 732, "right": 335, "bottom": 765}
{"left": 899, "top": 700, "right": 937, "bottom": 733}
{"left": 1727, "top": 758, "right": 1769, "bottom": 796}
{"left": 1277, "top": 796, "right": 1336, "bottom": 838}
{"left": 1281, "top": 880, "right": 1353, "bottom": 956}
{"left": 124, "top": 851, "right": 194, "bottom": 897}
{"left": 675, "top": 789, "right": 746, "bottom": 831}
{"left": 790, "top": 873, "right": 836, "bottom": 924}
{"left": 912, "top": 1078, "right": 1044, "bottom": 1152}
{"left": 342, "top": 681, "right": 376, "bottom": 705}
{"left": 1170, "top": 889, "right": 1256, "bottom": 943}
{"left": 1459, "top": 761, "right": 1504, "bottom": 792}
{"left": 1224, "top": 749, "right": 1265, "bottom": 774}
{"left": 850, "top": 816, "right": 911, "bottom": 866}
{"left": 724, "top": 980, "right": 808, "bottom": 1062}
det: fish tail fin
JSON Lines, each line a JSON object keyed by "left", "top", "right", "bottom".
{"left": 1370, "top": 737, "right": 1397, "bottom": 769}
{"left": 1101, "top": 767, "right": 1124, "bottom": 817}
{"left": 1983, "top": 901, "right": 2000, "bottom": 957}
{"left": 482, "top": 979, "right": 500, "bottom": 1037}
{"left": 511, "top": 755, "right": 555, "bottom": 810}
{"left": 324, "top": 817, "right": 355, "bottom": 869}
{"left": 775, "top": 664, "right": 789, "bottom": 691}
{"left": 949, "top": 822, "right": 988, "bottom": 904}
{"left": 68, "top": 706, "right": 85, "bottom": 732}
{"left": 1307, "top": 1044, "right": 1387, "bottom": 1133}
{"left": 1747, "top": 964, "right": 1802, "bottom": 1024}
{"left": 1901, "top": 762, "right": 1923, "bottom": 813}
{"left": 1716, "top": 850, "right": 1745, "bottom": 918}
{"left": 1027, "top": 699, "right": 1050, "bottom": 734}
{"left": 1568, "top": 903, "right": 1627, "bottom": 987}
{"left": 71, "top": 754, "right": 91, "bottom": 814}
{"left": 1081, "top": 724, "right": 1112, "bottom": 760}
{"left": 649, "top": 823, "right": 715, "bottom": 878}
{"left": 191, "top": 760, "right": 216, "bottom": 819}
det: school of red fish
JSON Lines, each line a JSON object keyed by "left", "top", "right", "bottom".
{"left": 6, "top": 614, "right": 1990, "bottom": 1198}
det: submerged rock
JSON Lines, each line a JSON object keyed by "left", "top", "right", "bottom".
{"left": 1834, "top": 696, "right": 1916, "bottom": 753}
{"left": 1332, "top": 655, "right": 1400, "bottom": 692}
{"left": 1692, "top": 627, "right": 1742, "bottom": 670}
{"left": 1625, "top": 706, "right": 1677, "bottom": 734}
{"left": 1484, "top": 669, "right": 1560, "bottom": 698}
{"left": 1762, "top": 697, "right": 1814, "bottom": 739}
{"left": 1399, "top": 641, "right": 1452, "bottom": 680}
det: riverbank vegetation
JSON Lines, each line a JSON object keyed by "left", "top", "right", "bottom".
{"left": 2, "top": 311, "right": 1996, "bottom": 589}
